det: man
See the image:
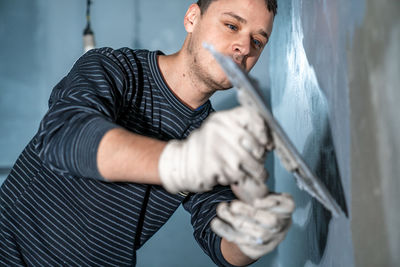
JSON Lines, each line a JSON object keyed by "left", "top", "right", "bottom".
{"left": 0, "top": 0, "right": 294, "bottom": 266}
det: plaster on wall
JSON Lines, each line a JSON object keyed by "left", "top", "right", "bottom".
{"left": 268, "top": 1, "right": 354, "bottom": 266}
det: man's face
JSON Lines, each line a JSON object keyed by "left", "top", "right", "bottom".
{"left": 185, "top": 0, "right": 274, "bottom": 90}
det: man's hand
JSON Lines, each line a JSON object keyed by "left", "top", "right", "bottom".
{"left": 158, "top": 106, "right": 270, "bottom": 194}
{"left": 211, "top": 193, "right": 295, "bottom": 260}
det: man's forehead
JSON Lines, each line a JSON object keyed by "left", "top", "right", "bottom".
{"left": 205, "top": 0, "right": 272, "bottom": 21}
{"left": 221, "top": 12, "right": 247, "bottom": 24}
{"left": 221, "top": 11, "right": 270, "bottom": 38}
{"left": 205, "top": 0, "right": 269, "bottom": 12}
{"left": 205, "top": 0, "right": 273, "bottom": 33}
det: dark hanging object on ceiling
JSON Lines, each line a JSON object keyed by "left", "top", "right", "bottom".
{"left": 83, "top": 0, "right": 95, "bottom": 53}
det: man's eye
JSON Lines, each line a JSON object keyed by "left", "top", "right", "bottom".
{"left": 226, "top": 24, "right": 238, "bottom": 31}
{"left": 252, "top": 39, "right": 263, "bottom": 48}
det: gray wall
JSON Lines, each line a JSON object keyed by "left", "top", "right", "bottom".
{"left": 1, "top": 0, "right": 399, "bottom": 267}
{"left": 349, "top": 1, "right": 400, "bottom": 266}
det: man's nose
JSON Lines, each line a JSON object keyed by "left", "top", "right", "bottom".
{"left": 232, "top": 35, "right": 251, "bottom": 58}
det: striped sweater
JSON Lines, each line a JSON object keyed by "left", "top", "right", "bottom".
{"left": 0, "top": 48, "right": 236, "bottom": 266}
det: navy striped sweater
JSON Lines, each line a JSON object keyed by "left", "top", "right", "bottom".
{"left": 0, "top": 48, "right": 236, "bottom": 266}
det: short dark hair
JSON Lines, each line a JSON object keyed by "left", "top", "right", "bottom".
{"left": 196, "top": 0, "right": 277, "bottom": 16}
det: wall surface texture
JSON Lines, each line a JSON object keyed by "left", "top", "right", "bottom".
{"left": 265, "top": 0, "right": 361, "bottom": 266}
{"left": 267, "top": 1, "right": 399, "bottom": 266}
{"left": 349, "top": 1, "right": 400, "bottom": 266}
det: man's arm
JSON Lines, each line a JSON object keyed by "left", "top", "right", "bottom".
{"left": 98, "top": 124, "right": 264, "bottom": 265}
{"left": 221, "top": 238, "right": 256, "bottom": 266}
{"left": 37, "top": 49, "right": 167, "bottom": 185}
{"left": 35, "top": 49, "right": 129, "bottom": 180}
{"left": 98, "top": 105, "right": 266, "bottom": 192}
{"left": 97, "top": 127, "right": 166, "bottom": 184}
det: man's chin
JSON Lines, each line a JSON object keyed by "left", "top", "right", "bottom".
{"left": 217, "top": 75, "right": 233, "bottom": 89}
{"left": 220, "top": 85, "right": 233, "bottom": 91}
{"left": 216, "top": 81, "right": 233, "bottom": 91}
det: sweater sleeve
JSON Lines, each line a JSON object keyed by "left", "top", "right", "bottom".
{"left": 34, "top": 48, "right": 131, "bottom": 180}
{"left": 182, "top": 186, "right": 239, "bottom": 267}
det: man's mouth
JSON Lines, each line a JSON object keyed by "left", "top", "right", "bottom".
{"left": 232, "top": 54, "right": 246, "bottom": 70}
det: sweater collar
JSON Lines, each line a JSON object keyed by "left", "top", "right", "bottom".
{"left": 148, "top": 51, "right": 211, "bottom": 122}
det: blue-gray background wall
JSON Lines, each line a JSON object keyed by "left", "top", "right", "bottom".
{"left": 1, "top": 1, "right": 399, "bottom": 267}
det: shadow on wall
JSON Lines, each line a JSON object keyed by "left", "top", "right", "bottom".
{"left": 303, "top": 117, "right": 348, "bottom": 263}
{"left": 281, "top": 94, "right": 348, "bottom": 266}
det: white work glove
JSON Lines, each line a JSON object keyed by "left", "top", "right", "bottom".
{"left": 158, "top": 106, "right": 269, "bottom": 194}
{"left": 211, "top": 193, "right": 295, "bottom": 259}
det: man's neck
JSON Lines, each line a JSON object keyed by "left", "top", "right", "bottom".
{"left": 157, "top": 51, "right": 214, "bottom": 110}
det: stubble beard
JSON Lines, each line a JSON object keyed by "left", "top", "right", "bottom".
{"left": 186, "top": 38, "right": 232, "bottom": 92}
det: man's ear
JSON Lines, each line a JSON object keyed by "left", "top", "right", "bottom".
{"left": 184, "top": 3, "right": 201, "bottom": 33}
